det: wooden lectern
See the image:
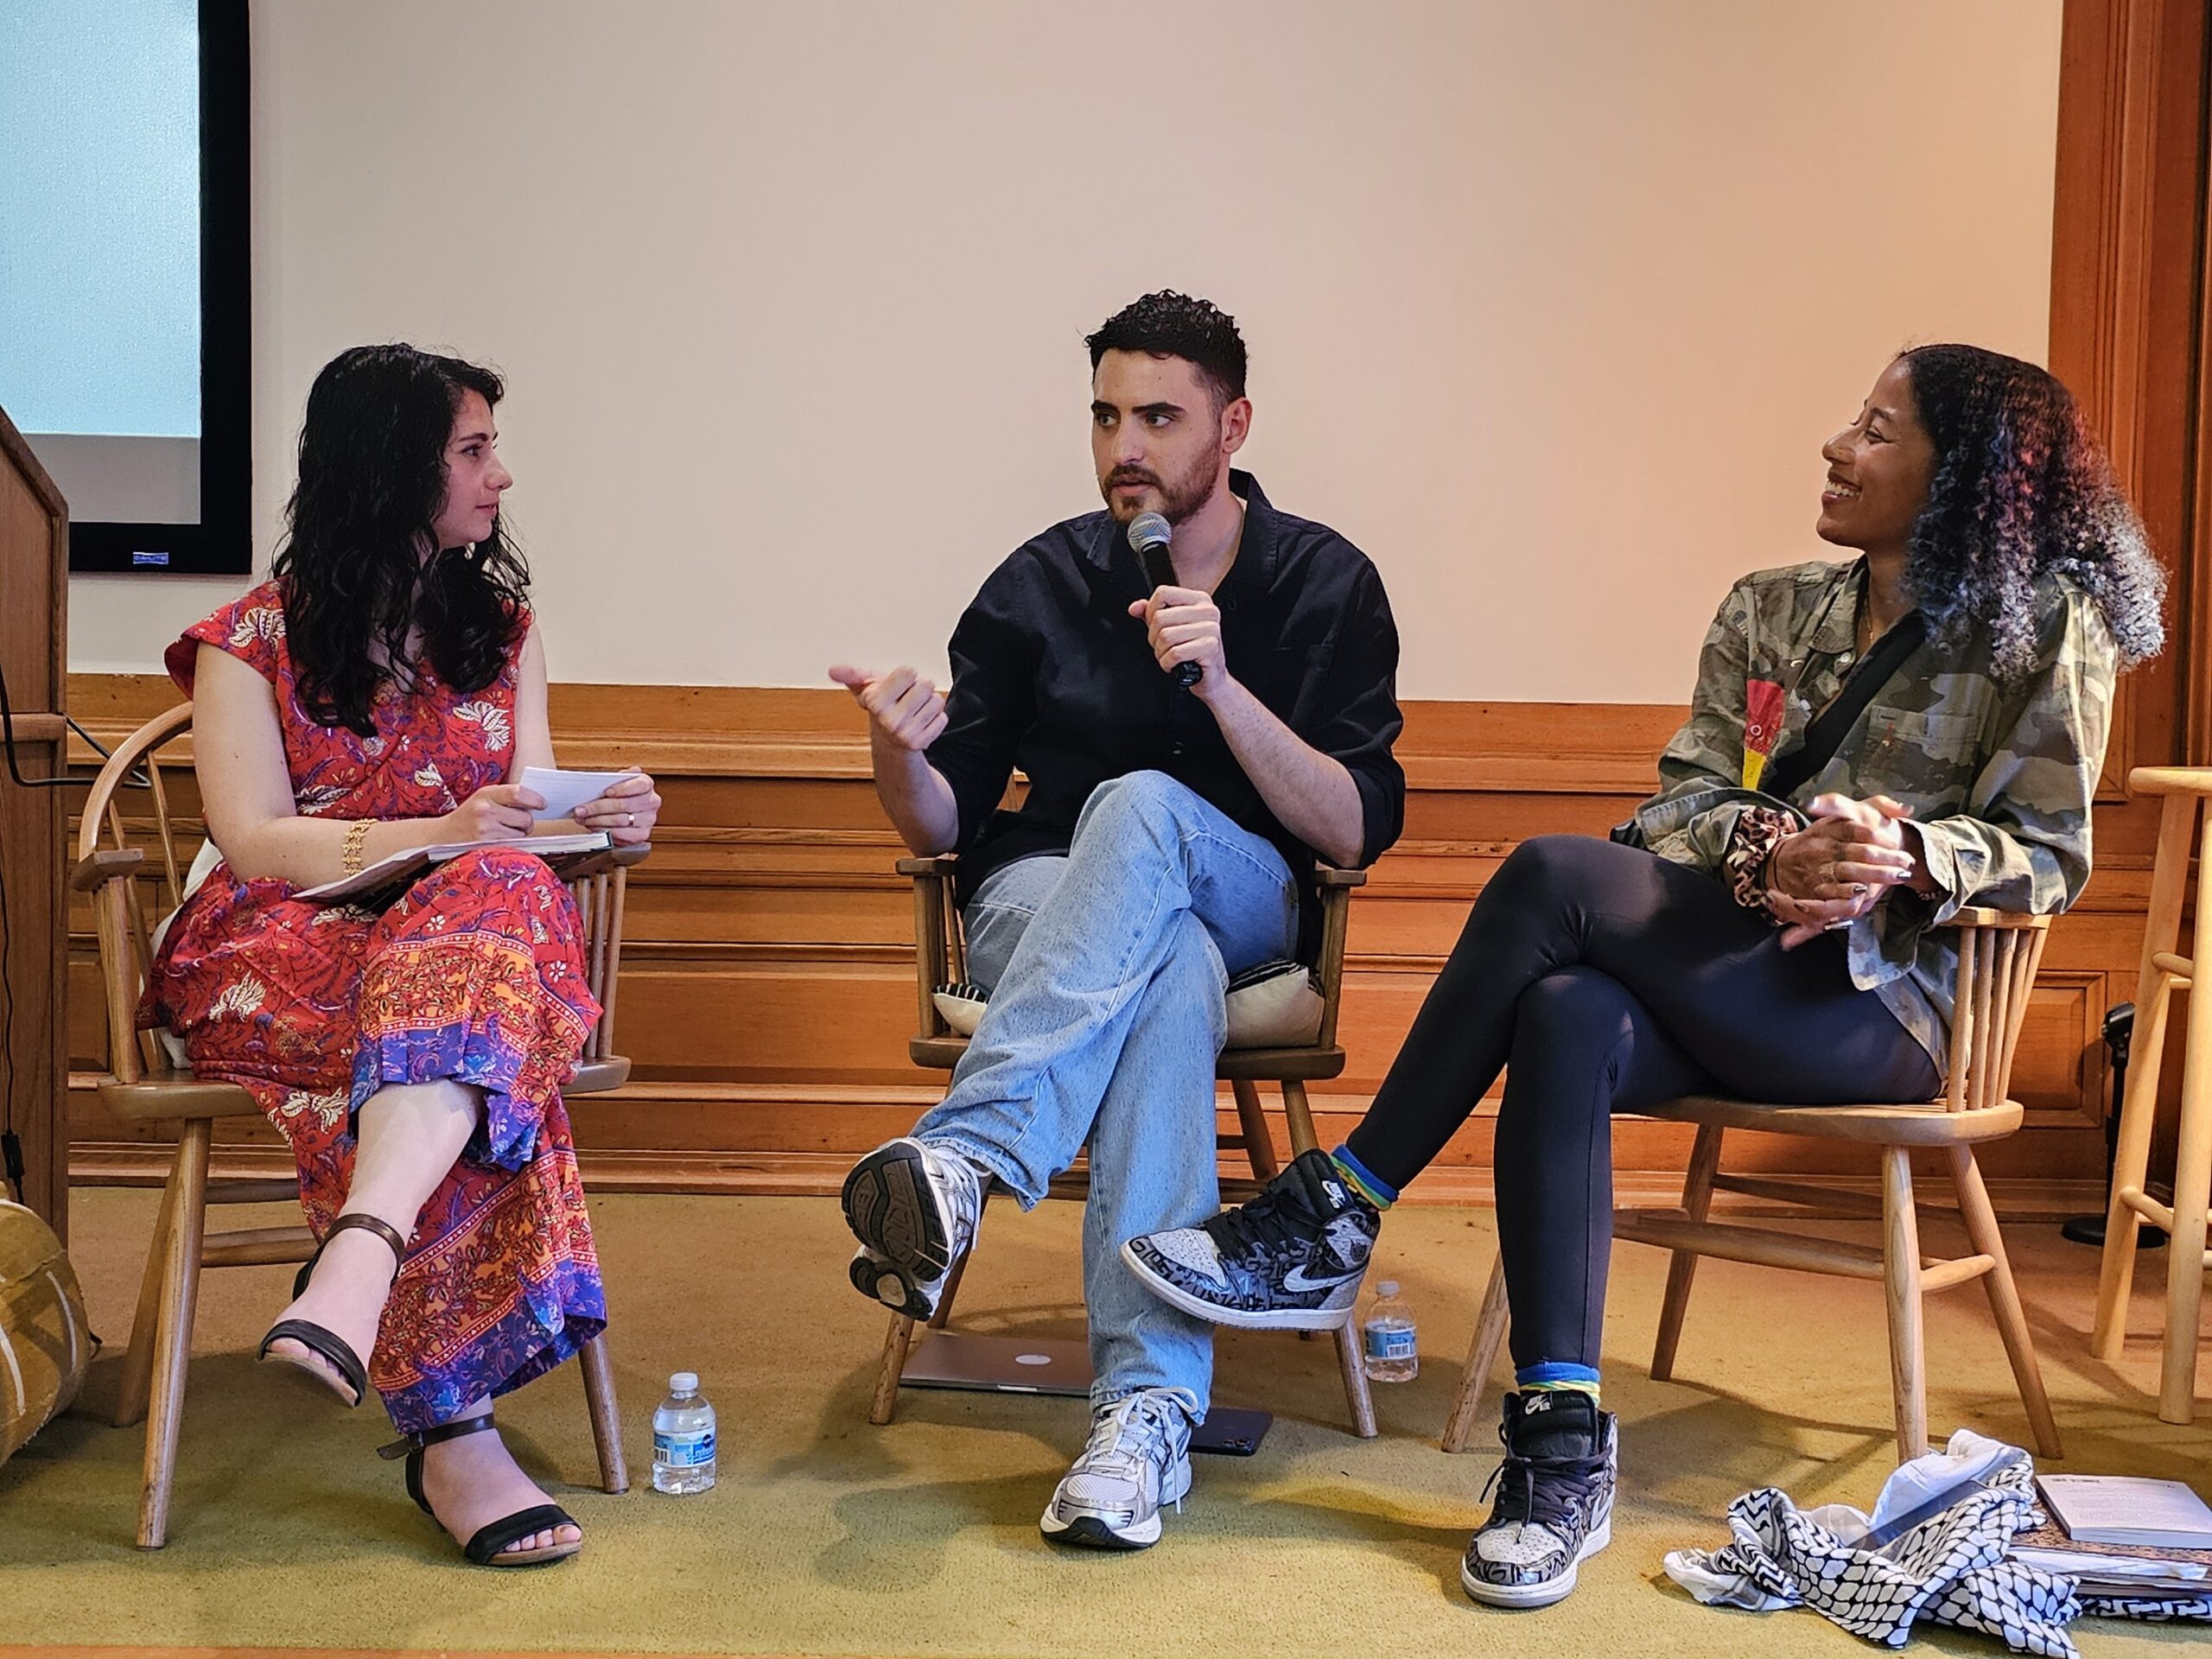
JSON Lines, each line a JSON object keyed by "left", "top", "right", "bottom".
{"left": 0, "top": 403, "right": 70, "bottom": 1239}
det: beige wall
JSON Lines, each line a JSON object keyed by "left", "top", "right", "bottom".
{"left": 67, "top": 0, "right": 2062, "bottom": 703}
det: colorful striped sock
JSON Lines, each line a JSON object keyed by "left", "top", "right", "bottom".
{"left": 1328, "top": 1145, "right": 1396, "bottom": 1210}
{"left": 1516, "top": 1362, "right": 1602, "bottom": 1406}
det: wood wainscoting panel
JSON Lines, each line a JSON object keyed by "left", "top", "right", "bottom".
{"left": 62, "top": 676, "right": 2137, "bottom": 1216}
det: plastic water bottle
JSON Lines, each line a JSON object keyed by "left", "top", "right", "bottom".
{"left": 1362, "top": 1280, "right": 1419, "bottom": 1382}
{"left": 652, "top": 1370, "right": 716, "bottom": 1493}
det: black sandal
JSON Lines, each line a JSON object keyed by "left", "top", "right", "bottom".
{"left": 256, "top": 1211, "right": 407, "bottom": 1408}
{"left": 378, "top": 1413, "right": 582, "bottom": 1567}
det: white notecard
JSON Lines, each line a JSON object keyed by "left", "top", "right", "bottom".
{"left": 519, "top": 766, "right": 633, "bottom": 822}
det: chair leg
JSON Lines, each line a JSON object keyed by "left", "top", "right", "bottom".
{"left": 1279, "top": 1079, "right": 1376, "bottom": 1436}
{"left": 1280, "top": 1077, "right": 1324, "bottom": 1160}
{"left": 1232, "top": 1079, "right": 1280, "bottom": 1181}
{"left": 2161, "top": 1014, "right": 2212, "bottom": 1424}
{"left": 1947, "top": 1145, "right": 2062, "bottom": 1459}
{"left": 1443, "top": 1254, "right": 1510, "bottom": 1452}
{"left": 138, "top": 1120, "right": 210, "bottom": 1549}
{"left": 2094, "top": 791, "right": 2192, "bottom": 1362}
{"left": 1651, "top": 1123, "right": 1723, "bottom": 1382}
{"left": 577, "top": 1332, "right": 630, "bottom": 1493}
{"left": 1333, "top": 1319, "right": 1379, "bottom": 1440}
{"left": 114, "top": 1165, "right": 182, "bottom": 1430}
{"left": 1880, "top": 1146, "right": 1928, "bottom": 1463}
{"left": 870, "top": 1313, "right": 917, "bottom": 1426}
{"left": 2091, "top": 979, "right": 2171, "bottom": 1359}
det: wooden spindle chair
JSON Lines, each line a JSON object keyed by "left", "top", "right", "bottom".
{"left": 2092, "top": 766, "right": 2212, "bottom": 1423}
{"left": 75, "top": 702, "right": 640, "bottom": 1548}
{"left": 868, "top": 854, "right": 1379, "bottom": 1438}
{"left": 1441, "top": 908, "right": 2062, "bottom": 1465}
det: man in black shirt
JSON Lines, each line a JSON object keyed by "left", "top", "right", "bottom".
{"left": 830, "top": 292, "right": 1403, "bottom": 1550}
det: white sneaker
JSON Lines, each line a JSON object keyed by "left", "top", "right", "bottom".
{"left": 841, "top": 1136, "right": 983, "bottom": 1319}
{"left": 1039, "top": 1390, "right": 1194, "bottom": 1550}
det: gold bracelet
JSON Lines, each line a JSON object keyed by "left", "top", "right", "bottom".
{"left": 340, "top": 818, "right": 373, "bottom": 876}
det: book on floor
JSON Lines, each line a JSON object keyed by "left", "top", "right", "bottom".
{"left": 296, "top": 831, "right": 613, "bottom": 905}
{"left": 2034, "top": 1474, "right": 2212, "bottom": 1550}
{"left": 2011, "top": 1520, "right": 2212, "bottom": 1599}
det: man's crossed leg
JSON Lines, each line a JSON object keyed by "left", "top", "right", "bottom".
{"left": 842, "top": 771, "right": 1296, "bottom": 1548}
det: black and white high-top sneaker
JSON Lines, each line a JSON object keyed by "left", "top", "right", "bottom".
{"left": 1119, "top": 1148, "right": 1378, "bottom": 1330}
{"left": 842, "top": 1136, "right": 983, "bottom": 1320}
{"left": 1462, "top": 1389, "right": 1618, "bottom": 1609}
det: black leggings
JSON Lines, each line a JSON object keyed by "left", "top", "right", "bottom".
{"left": 1344, "top": 835, "right": 1939, "bottom": 1373}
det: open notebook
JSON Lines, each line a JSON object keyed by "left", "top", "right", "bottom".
{"left": 297, "top": 830, "right": 613, "bottom": 905}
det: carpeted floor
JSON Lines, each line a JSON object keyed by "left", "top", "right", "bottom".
{"left": 2, "top": 1186, "right": 2207, "bottom": 1657}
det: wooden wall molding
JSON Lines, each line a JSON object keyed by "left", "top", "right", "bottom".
{"left": 2050, "top": 0, "right": 2208, "bottom": 770}
{"left": 64, "top": 677, "right": 2141, "bottom": 1213}
{"left": 2045, "top": 0, "right": 2211, "bottom": 1195}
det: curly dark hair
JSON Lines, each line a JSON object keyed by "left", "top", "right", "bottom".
{"left": 1085, "top": 290, "right": 1248, "bottom": 409}
{"left": 270, "top": 344, "right": 531, "bottom": 735}
{"left": 1901, "top": 344, "right": 2164, "bottom": 678}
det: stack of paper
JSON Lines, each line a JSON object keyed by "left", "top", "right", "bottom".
{"left": 2020, "top": 1476, "right": 2212, "bottom": 1598}
{"left": 519, "top": 766, "right": 634, "bottom": 821}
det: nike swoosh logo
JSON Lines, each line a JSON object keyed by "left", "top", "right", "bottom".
{"left": 1281, "top": 1264, "right": 1363, "bottom": 1293}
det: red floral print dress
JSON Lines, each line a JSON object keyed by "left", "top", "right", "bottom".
{"left": 143, "top": 581, "right": 605, "bottom": 1433}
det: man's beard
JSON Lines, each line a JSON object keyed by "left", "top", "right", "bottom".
{"left": 1098, "top": 449, "right": 1221, "bottom": 526}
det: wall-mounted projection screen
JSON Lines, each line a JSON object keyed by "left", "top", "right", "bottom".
{"left": 0, "top": 0, "right": 250, "bottom": 574}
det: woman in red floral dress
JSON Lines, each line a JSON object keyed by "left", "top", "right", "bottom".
{"left": 146, "top": 344, "right": 660, "bottom": 1567}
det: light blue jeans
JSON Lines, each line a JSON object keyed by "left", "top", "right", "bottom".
{"left": 912, "top": 772, "right": 1300, "bottom": 1418}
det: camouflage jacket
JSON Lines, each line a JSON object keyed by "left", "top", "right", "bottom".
{"left": 1618, "top": 557, "right": 2118, "bottom": 1074}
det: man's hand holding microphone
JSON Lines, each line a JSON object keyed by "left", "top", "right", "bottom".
{"left": 1126, "top": 510, "right": 1228, "bottom": 703}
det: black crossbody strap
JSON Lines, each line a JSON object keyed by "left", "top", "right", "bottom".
{"left": 1761, "top": 610, "right": 1929, "bottom": 802}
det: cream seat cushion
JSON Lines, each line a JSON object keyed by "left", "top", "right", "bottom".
{"left": 931, "top": 958, "right": 1324, "bottom": 1050}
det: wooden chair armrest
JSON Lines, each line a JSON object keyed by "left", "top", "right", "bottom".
{"left": 558, "top": 841, "right": 652, "bottom": 882}
{"left": 73, "top": 846, "right": 145, "bottom": 892}
{"left": 896, "top": 855, "right": 961, "bottom": 879}
{"left": 1311, "top": 866, "right": 1367, "bottom": 1048}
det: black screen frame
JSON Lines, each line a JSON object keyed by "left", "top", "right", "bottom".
{"left": 67, "top": 0, "right": 251, "bottom": 575}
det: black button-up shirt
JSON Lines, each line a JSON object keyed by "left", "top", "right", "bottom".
{"left": 927, "top": 470, "right": 1406, "bottom": 959}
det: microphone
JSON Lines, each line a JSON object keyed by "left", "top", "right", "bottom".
{"left": 1128, "top": 512, "right": 1202, "bottom": 688}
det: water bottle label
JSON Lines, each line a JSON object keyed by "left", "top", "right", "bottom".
{"left": 654, "top": 1429, "right": 716, "bottom": 1467}
{"left": 1363, "top": 1323, "right": 1416, "bottom": 1362}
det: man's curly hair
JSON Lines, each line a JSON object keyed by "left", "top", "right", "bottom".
{"left": 1085, "top": 291, "right": 1247, "bottom": 410}
{"left": 1901, "top": 343, "right": 2165, "bottom": 679}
